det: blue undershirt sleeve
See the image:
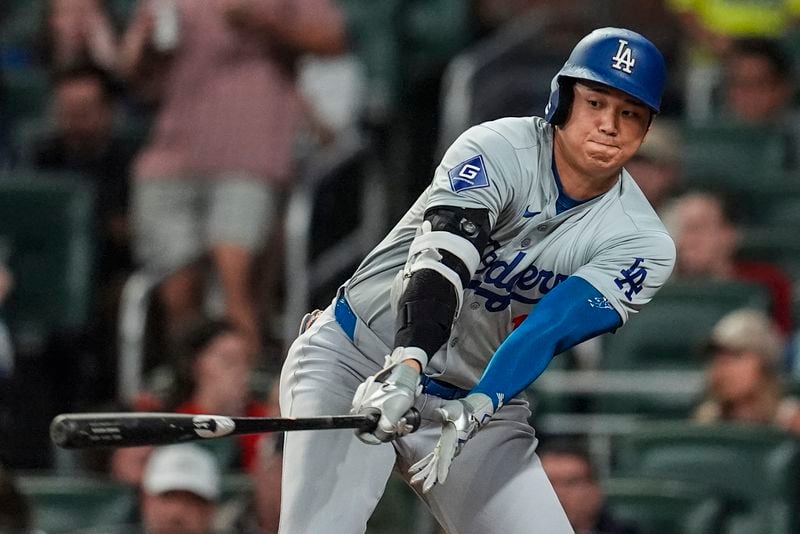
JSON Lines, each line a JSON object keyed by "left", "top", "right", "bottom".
{"left": 471, "top": 276, "right": 622, "bottom": 409}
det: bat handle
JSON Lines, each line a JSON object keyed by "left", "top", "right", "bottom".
{"left": 360, "top": 407, "right": 421, "bottom": 434}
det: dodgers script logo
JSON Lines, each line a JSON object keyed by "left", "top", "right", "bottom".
{"left": 468, "top": 244, "right": 568, "bottom": 312}
{"left": 448, "top": 155, "right": 490, "bottom": 193}
{"left": 611, "top": 39, "right": 636, "bottom": 74}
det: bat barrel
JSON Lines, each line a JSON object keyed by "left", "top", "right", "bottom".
{"left": 50, "top": 413, "right": 235, "bottom": 449}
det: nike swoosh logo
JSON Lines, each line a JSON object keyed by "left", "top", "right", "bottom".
{"left": 522, "top": 207, "right": 541, "bottom": 218}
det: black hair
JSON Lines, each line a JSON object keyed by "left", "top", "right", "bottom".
{"left": 168, "top": 317, "right": 241, "bottom": 407}
{"left": 550, "top": 78, "right": 577, "bottom": 126}
{"left": 729, "top": 38, "right": 793, "bottom": 81}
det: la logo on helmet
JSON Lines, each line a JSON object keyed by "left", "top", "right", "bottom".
{"left": 611, "top": 39, "right": 636, "bottom": 74}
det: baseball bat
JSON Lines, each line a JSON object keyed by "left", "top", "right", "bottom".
{"left": 50, "top": 409, "right": 421, "bottom": 449}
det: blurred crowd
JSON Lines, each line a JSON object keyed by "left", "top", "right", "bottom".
{"left": 1, "top": 0, "right": 800, "bottom": 533}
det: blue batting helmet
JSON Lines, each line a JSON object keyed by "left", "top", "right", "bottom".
{"left": 545, "top": 27, "right": 667, "bottom": 125}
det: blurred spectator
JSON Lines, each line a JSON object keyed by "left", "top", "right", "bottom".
{"left": 111, "top": 445, "right": 155, "bottom": 489}
{"left": 694, "top": 308, "right": 800, "bottom": 436}
{"left": 0, "top": 465, "right": 32, "bottom": 533}
{"left": 540, "top": 439, "right": 639, "bottom": 534}
{"left": 0, "top": 250, "right": 15, "bottom": 381}
{"left": 723, "top": 38, "right": 796, "bottom": 124}
{"left": 131, "top": 318, "right": 267, "bottom": 473}
{"left": 667, "top": 0, "right": 800, "bottom": 122}
{"left": 171, "top": 318, "right": 265, "bottom": 472}
{"left": 721, "top": 38, "right": 800, "bottom": 168}
{"left": 37, "top": 0, "right": 119, "bottom": 71}
{"left": 119, "top": 0, "right": 346, "bottom": 354}
{"left": 140, "top": 444, "right": 220, "bottom": 534}
{"left": 662, "top": 192, "right": 794, "bottom": 333}
{"left": 252, "top": 382, "right": 282, "bottom": 534}
{"left": 31, "top": 63, "right": 137, "bottom": 405}
{"left": 33, "top": 64, "right": 135, "bottom": 289}
{"left": 625, "top": 121, "right": 684, "bottom": 212}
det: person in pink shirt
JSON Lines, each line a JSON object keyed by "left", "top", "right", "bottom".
{"left": 119, "top": 0, "right": 346, "bottom": 353}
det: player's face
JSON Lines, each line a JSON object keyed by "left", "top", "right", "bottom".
{"left": 555, "top": 82, "right": 650, "bottom": 191}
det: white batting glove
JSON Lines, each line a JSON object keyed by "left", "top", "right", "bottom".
{"left": 351, "top": 348, "right": 424, "bottom": 445}
{"left": 409, "top": 393, "right": 494, "bottom": 493}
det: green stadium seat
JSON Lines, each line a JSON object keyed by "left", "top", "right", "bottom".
{"left": 0, "top": 172, "right": 95, "bottom": 344}
{"left": 596, "top": 280, "right": 770, "bottom": 416}
{"left": 603, "top": 279, "right": 770, "bottom": 371}
{"left": 682, "top": 124, "right": 788, "bottom": 182}
{"left": 9, "top": 115, "right": 55, "bottom": 166}
{"left": 615, "top": 422, "right": 800, "bottom": 534}
{"left": 603, "top": 477, "right": 725, "bottom": 534}
{"left": 17, "top": 475, "right": 136, "bottom": 533}
{"left": 2, "top": 67, "right": 51, "bottom": 126}
{"left": 367, "top": 473, "right": 435, "bottom": 534}
{"left": 738, "top": 226, "right": 800, "bottom": 280}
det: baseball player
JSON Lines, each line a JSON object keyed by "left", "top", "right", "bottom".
{"left": 279, "top": 27, "right": 675, "bottom": 534}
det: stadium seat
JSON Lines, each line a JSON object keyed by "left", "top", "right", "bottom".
{"left": 1, "top": 67, "right": 51, "bottom": 126}
{"left": 8, "top": 114, "right": 55, "bottom": 166}
{"left": 17, "top": 475, "right": 137, "bottom": 532}
{"left": 367, "top": 473, "right": 435, "bottom": 534}
{"left": 437, "top": 10, "right": 595, "bottom": 150}
{"left": 738, "top": 226, "right": 800, "bottom": 280}
{"left": 596, "top": 280, "right": 770, "bottom": 416}
{"left": 615, "top": 422, "right": 800, "bottom": 534}
{"left": 602, "top": 279, "right": 770, "bottom": 371}
{"left": 0, "top": 171, "right": 95, "bottom": 344}
{"left": 682, "top": 123, "right": 789, "bottom": 182}
{"left": 603, "top": 477, "right": 725, "bottom": 534}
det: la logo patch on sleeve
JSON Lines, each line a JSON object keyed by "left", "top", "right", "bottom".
{"left": 448, "top": 155, "right": 490, "bottom": 193}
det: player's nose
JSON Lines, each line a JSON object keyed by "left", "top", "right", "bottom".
{"left": 597, "top": 108, "right": 619, "bottom": 136}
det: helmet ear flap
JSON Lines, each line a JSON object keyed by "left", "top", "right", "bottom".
{"left": 550, "top": 78, "right": 575, "bottom": 126}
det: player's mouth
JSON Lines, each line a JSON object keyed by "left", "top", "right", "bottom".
{"left": 588, "top": 139, "right": 619, "bottom": 149}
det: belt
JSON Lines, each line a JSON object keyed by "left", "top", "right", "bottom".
{"left": 420, "top": 375, "right": 469, "bottom": 400}
{"left": 334, "top": 288, "right": 469, "bottom": 401}
{"left": 334, "top": 287, "right": 357, "bottom": 342}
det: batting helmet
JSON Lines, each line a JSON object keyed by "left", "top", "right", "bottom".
{"left": 545, "top": 27, "right": 667, "bottom": 125}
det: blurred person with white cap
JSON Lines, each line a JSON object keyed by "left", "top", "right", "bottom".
{"left": 141, "top": 444, "right": 220, "bottom": 534}
{"left": 694, "top": 308, "right": 800, "bottom": 436}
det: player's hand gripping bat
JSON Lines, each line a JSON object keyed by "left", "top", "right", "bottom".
{"left": 50, "top": 409, "right": 421, "bottom": 449}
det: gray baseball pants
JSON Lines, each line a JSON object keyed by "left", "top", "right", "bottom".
{"left": 278, "top": 303, "right": 573, "bottom": 534}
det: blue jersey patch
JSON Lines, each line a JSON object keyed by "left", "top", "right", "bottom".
{"left": 448, "top": 155, "right": 490, "bottom": 193}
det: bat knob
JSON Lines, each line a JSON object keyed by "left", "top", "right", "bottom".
{"left": 50, "top": 414, "right": 78, "bottom": 449}
{"left": 403, "top": 408, "right": 421, "bottom": 433}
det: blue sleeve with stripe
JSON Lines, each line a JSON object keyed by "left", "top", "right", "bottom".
{"left": 471, "top": 276, "right": 622, "bottom": 409}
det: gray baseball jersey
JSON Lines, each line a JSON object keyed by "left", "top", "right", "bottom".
{"left": 278, "top": 116, "right": 675, "bottom": 534}
{"left": 347, "top": 116, "right": 675, "bottom": 388}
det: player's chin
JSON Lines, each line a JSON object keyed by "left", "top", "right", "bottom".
{"left": 586, "top": 153, "right": 624, "bottom": 172}
{"left": 589, "top": 147, "right": 636, "bottom": 169}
